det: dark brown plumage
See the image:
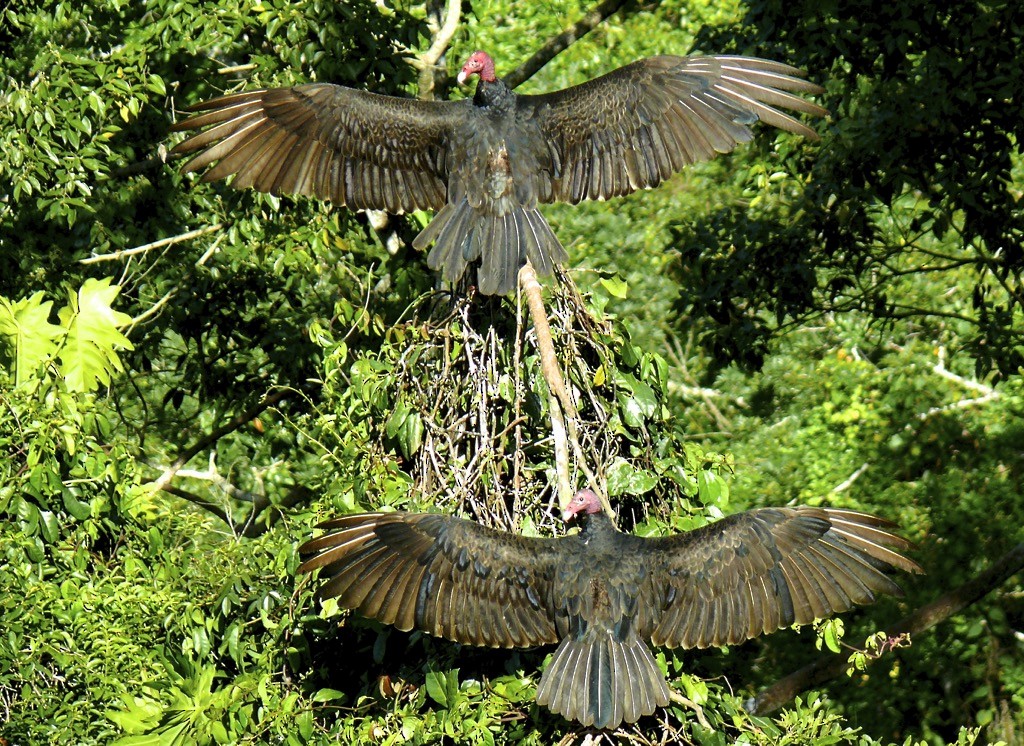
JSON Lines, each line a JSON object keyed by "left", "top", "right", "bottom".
{"left": 171, "top": 51, "right": 827, "bottom": 294}
{"left": 298, "top": 489, "right": 921, "bottom": 729}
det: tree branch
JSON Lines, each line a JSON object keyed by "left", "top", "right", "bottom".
{"left": 416, "top": 0, "right": 461, "bottom": 101}
{"left": 519, "top": 263, "right": 606, "bottom": 516}
{"left": 80, "top": 223, "right": 225, "bottom": 264}
{"left": 150, "top": 388, "right": 289, "bottom": 493}
{"left": 159, "top": 484, "right": 231, "bottom": 526}
{"left": 420, "top": 0, "right": 461, "bottom": 73}
{"left": 520, "top": 263, "right": 574, "bottom": 512}
{"left": 829, "top": 462, "right": 869, "bottom": 494}
{"left": 503, "top": 0, "right": 636, "bottom": 90}
{"left": 240, "top": 483, "right": 314, "bottom": 538}
{"left": 747, "top": 541, "right": 1024, "bottom": 715}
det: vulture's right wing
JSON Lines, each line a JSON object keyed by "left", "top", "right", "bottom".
{"left": 635, "top": 507, "right": 922, "bottom": 649}
{"left": 171, "top": 85, "right": 469, "bottom": 213}
{"left": 298, "top": 512, "right": 565, "bottom": 648}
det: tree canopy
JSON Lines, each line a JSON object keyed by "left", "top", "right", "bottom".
{"left": 1, "top": 0, "right": 1021, "bottom": 744}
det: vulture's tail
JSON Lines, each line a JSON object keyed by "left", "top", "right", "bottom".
{"left": 535, "top": 632, "right": 670, "bottom": 730}
{"left": 414, "top": 200, "right": 567, "bottom": 295}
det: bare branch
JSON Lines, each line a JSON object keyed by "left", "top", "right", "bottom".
{"left": 417, "top": 0, "right": 462, "bottom": 101}
{"left": 80, "top": 223, "right": 225, "bottom": 264}
{"left": 504, "top": 0, "right": 635, "bottom": 90}
{"left": 830, "top": 462, "right": 869, "bottom": 494}
{"left": 747, "top": 541, "right": 1024, "bottom": 715}
{"left": 906, "top": 347, "right": 1000, "bottom": 426}
{"left": 217, "top": 63, "right": 256, "bottom": 75}
{"left": 931, "top": 346, "right": 995, "bottom": 396}
{"left": 520, "top": 262, "right": 574, "bottom": 511}
{"left": 520, "top": 263, "right": 607, "bottom": 516}
{"left": 420, "top": 0, "right": 461, "bottom": 72}
{"left": 150, "top": 388, "right": 289, "bottom": 493}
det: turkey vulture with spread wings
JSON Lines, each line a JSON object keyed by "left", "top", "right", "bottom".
{"left": 298, "top": 489, "right": 921, "bottom": 729}
{"left": 171, "top": 51, "right": 827, "bottom": 295}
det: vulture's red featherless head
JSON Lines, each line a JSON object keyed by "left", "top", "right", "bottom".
{"left": 458, "top": 51, "right": 496, "bottom": 85}
{"left": 563, "top": 489, "right": 602, "bottom": 523}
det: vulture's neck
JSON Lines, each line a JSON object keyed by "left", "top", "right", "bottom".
{"left": 474, "top": 78, "right": 514, "bottom": 112}
{"left": 577, "top": 511, "right": 619, "bottom": 544}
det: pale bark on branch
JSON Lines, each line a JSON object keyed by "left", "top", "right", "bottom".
{"left": 80, "top": 223, "right": 225, "bottom": 264}
{"left": 519, "top": 263, "right": 606, "bottom": 516}
{"left": 414, "top": 0, "right": 462, "bottom": 101}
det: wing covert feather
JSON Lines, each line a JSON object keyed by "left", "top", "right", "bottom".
{"left": 298, "top": 512, "right": 563, "bottom": 648}
{"left": 637, "top": 507, "right": 921, "bottom": 648}
{"left": 519, "top": 55, "right": 827, "bottom": 204}
{"left": 172, "top": 85, "right": 468, "bottom": 213}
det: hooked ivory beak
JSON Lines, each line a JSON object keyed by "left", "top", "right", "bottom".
{"left": 457, "top": 70, "right": 469, "bottom": 85}
{"left": 562, "top": 507, "right": 575, "bottom": 523}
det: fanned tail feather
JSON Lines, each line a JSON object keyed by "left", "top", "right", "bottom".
{"left": 415, "top": 202, "right": 566, "bottom": 295}
{"left": 535, "top": 632, "right": 670, "bottom": 730}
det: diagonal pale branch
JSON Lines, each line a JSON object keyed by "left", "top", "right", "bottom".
{"left": 420, "top": 0, "right": 462, "bottom": 71}
{"left": 747, "top": 541, "right": 1024, "bottom": 715}
{"left": 520, "top": 263, "right": 573, "bottom": 511}
{"left": 519, "top": 262, "right": 607, "bottom": 517}
{"left": 80, "top": 223, "right": 225, "bottom": 264}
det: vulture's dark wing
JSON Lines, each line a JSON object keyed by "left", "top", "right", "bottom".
{"left": 298, "top": 512, "right": 564, "bottom": 648}
{"left": 520, "top": 55, "right": 827, "bottom": 204}
{"left": 635, "top": 507, "right": 922, "bottom": 649}
{"left": 171, "top": 85, "right": 470, "bottom": 213}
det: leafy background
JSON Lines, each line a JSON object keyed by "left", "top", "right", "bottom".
{"left": 1, "top": 0, "right": 1022, "bottom": 744}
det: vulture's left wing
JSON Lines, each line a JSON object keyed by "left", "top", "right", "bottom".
{"left": 519, "top": 55, "right": 827, "bottom": 204}
{"left": 633, "top": 507, "right": 922, "bottom": 649}
{"left": 298, "top": 512, "right": 565, "bottom": 648}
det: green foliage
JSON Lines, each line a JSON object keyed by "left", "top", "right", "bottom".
{"left": 675, "top": 0, "right": 1024, "bottom": 378}
{"left": 0, "top": 278, "right": 133, "bottom": 390}
{"left": 2, "top": 0, "right": 1020, "bottom": 744}
{"left": 680, "top": 324, "right": 1024, "bottom": 744}
{"left": 0, "top": 291, "right": 63, "bottom": 386}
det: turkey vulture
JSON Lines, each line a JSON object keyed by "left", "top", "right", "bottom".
{"left": 171, "top": 51, "right": 827, "bottom": 294}
{"left": 298, "top": 489, "right": 921, "bottom": 729}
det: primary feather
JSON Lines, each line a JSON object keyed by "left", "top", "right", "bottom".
{"left": 172, "top": 51, "right": 826, "bottom": 294}
{"left": 298, "top": 489, "right": 920, "bottom": 729}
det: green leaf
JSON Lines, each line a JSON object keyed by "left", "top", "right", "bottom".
{"left": 62, "top": 488, "right": 92, "bottom": 521}
{"left": 385, "top": 404, "right": 409, "bottom": 438}
{"left": 425, "top": 670, "right": 449, "bottom": 708}
{"left": 210, "top": 721, "right": 230, "bottom": 744}
{"left": 616, "top": 372, "right": 657, "bottom": 428}
{"left": 606, "top": 457, "right": 659, "bottom": 496}
{"left": 0, "top": 291, "right": 63, "bottom": 385}
{"left": 620, "top": 341, "right": 640, "bottom": 368}
{"left": 311, "top": 688, "right": 346, "bottom": 703}
{"left": 57, "top": 277, "right": 134, "bottom": 392}
{"left": 297, "top": 710, "right": 313, "bottom": 740}
{"left": 399, "top": 411, "right": 423, "bottom": 458}
{"left": 697, "top": 470, "right": 729, "bottom": 508}
{"left": 600, "top": 276, "right": 629, "bottom": 298}
{"left": 819, "top": 618, "right": 844, "bottom": 654}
